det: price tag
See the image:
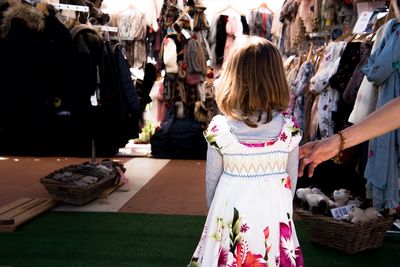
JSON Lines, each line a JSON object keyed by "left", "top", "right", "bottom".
{"left": 330, "top": 204, "right": 356, "bottom": 220}
{"left": 353, "top": 11, "right": 374, "bottom": 34}
{"left": 181, "top": 29, "right": 191, "bottom": 39}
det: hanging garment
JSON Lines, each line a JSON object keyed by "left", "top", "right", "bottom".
{"left": 208, "top": 14, "right": 219, "bottom": 66}
{"left": 290, "top": 61, "right": 315, "bottom": 132}
{"left": 299, "top": 0, "right": 313, "bottom": 32}
{"left": 262, "top": 11, "right": 274, "bottom": 40}
{"left": 186, "top": 37, "right": 207, "bottom": 76}
{"left": 0, "top": 3, "right": 76, "bottom": 154}
{"left": 308, "top": 42, "right": 346, "bottom": 140}
{"left": 329, "top": 42, "right": 361, "bottom": 132}
{"left": 117, "top": 9, "right": 147, "bottom": 68}
{"left": 280, "top": 0, "right": 299, "bottom": 54}
{"left": 271, "top": 8, "right": 283, "bottom": 43}
{"left": 163, "top": 36, "right": 178, "bottom": 74}
{"left": 149, "top": 79, "right": 165, "bottom": 124}
{"left": 189, "top": 114, "right": 304, "bottom": 267}
{"left": 363, "top": 20, "right": 400, "bottom": 210}
{"left": 342, "top": 41, "right": 372, "bottom": 105}
{"left": 215, "top": 14, "right": 228, "bottom": 66}
{"left": 222, "top": 15, "right": 238, "bottom": 66}
{"left": 241, "top": 15, "right": 249, "bottom": 35}
{"left": 348, "top": 20, "right": 395, "bottom": 124}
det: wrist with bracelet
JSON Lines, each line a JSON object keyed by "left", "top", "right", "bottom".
{"left": 332, "top": 131, "right": 345, "bottom": 164}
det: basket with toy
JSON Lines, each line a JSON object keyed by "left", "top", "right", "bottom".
{"left": 41, "top": 159, "right": 125, "bottom": 206}
{"left": 295, "top": 187, "right": 393, "bottom": 254}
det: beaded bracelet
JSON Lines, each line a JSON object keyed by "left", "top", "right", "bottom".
{"left": 332, "top": 131, "right": 345, "bottom": 164}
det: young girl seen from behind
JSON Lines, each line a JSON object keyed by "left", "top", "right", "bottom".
{"left": 189, "top": 36, "right": 304, "bottom": 267}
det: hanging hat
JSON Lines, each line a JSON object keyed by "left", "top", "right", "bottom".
{"left": 195, "top": 0, "right": 206, "bottom": 10}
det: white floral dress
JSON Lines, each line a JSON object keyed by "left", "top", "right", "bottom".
{"left": 189, "top": 113, "right": 304, "bottom": 267}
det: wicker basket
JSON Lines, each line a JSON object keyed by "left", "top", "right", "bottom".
{"left": 296, "top": 209, "right": 393, "bottom": 254}
{"left": 41, "top": 163, "right": 117, "bottom": 206}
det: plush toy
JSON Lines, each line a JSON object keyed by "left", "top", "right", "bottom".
{"left": 296, "top": 187, "right": 322, "bottom": 199}
{"left": 332, "top": 188, "right": 362, "bottom": 208}
{"left": 344, "top": 206, "right": 382, "bottom": 224}
{"left": 332, "top": 189, "right": 351, "bottom": 207}
{"left": 296, "top": 187, "right": 334, "bottom": 215}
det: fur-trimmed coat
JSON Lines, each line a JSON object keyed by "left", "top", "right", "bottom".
{"left": 0, "top": 1, "right": 74, "bottom": 154}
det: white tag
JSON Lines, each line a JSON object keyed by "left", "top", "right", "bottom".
{"left": 181, "top": 29, "right": 191, "bottom": 39}
{"left": 330, "top": 204, "right": 356, "bottom": 220}
{"left": 353, "top": 11, "right": 374, "bottom": 34}
{"left": 90, "top": 94, "right": 98, "bottom": 106}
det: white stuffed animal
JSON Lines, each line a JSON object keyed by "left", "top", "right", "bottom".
{"left": 333, "top": 189, "right": 351, "bottom": 207}
{"left": 344, "top": 207, "right": 382, "bottom": 224}
{"left": 332, "top": 189, "right": 362, "bottom": 208}
{"left": 296, "top": 187, "right": 322, "bottom": 200}
{"left": 296, "top": 187, "right": 334, "bottom": 215}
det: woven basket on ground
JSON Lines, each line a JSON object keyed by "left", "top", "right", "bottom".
{"left": 296, "top": 209, "right": 393, "bottom": 254}
{"left": 41, "top": 163, "right": 118, "bottom": 206}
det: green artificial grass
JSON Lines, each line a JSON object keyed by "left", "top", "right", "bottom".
{"left": 0, "top": 212, "right": 399, "bottom": 267}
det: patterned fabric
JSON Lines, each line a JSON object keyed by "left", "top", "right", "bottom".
{"left": 290, "top": 61, "right": 315, "bottom": 132}
{"left": 363, "top": 19, "right": 400, "bottom": 210}
{"left": 343, "top": 41, "right": 372, "bottom": 105}
{"left": 348, "top": 20, "right": 395, "bottom": 124}
{"left": 308, "top": 42, "right": 346, "bottom": 140}
{"left": 189, "top": 113, "right": 304, "bottom": 267}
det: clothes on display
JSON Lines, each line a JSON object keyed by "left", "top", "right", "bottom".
{"left": 0, "top": 1, "right": 140, "bottom": 156}
{"left": 1, "top": 0, "right": 398, "bottom": 211}
{"left": 280, "top": 0, "right": 400, "bottom": 210}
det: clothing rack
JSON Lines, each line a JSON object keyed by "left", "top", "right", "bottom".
{"left": 51, "top": 3, "right": 89, "bottom": 12}
{"left": 92, "top": 25, "right": 118, "bottom": 32}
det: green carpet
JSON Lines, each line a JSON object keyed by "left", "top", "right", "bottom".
{"left": 0, "top": 212, "right": 399, "bottom": 267}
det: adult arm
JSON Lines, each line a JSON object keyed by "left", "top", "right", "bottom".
{"left": 299, "top": 96, "right": 400, "bottom": 177}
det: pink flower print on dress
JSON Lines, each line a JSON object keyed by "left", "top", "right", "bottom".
{"left": 291, "top": 117, "right": 299, "bottom": 129}
{"left": 279, "top": 221, "right": 304, "bottom": 267}
{"left": 211, "top": 125, "right": 219, "bottom": 133}
{"left": 280, "top": 132, "right": 288, "bottom": 142}
{"left": 240, "top": 223, "right": 250, "bottom": 233}
{"left": 218, "top": 247, "right": 229, "bottom": 267}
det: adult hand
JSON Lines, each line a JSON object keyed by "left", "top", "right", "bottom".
{"left": 298, "top": 135, "right": 341, "bottom": 177}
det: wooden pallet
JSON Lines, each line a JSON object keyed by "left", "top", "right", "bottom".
{"left": 0, "top": 198, "right": 57, "bottom": 232}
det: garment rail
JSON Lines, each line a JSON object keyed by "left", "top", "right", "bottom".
{"left": 92, "top": 25, "right": 118, "bottom": 32}
{"left": 51, "top": 3, "right": 89, "bottom": 12}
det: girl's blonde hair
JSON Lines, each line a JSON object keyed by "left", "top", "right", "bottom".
{"left": 215, "top": 36, "right": 290, "bottom": 127}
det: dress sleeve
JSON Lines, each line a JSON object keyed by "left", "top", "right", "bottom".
{"left": 203, "top": 115, "right": 229, "bottom": 151}
{"left": 284, "top": 114, "right": 302, "bottom": 152}
{"left": 203, "top": 115, "right": 228, "bottom": 207}
{"left": 286, "top": 146, "right": 299, "bottom": 198}
{"left": 205, "top": 144, "right": 223, "bottom": 208}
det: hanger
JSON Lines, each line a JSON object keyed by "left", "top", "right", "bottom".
{"left": 216, "top": 4, "right": 243, "bottom": 16}
{"left": 258, "top": 2, "right": 274, "bottom": 14}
